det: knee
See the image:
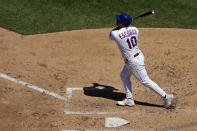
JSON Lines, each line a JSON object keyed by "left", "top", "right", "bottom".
{"left": 140, "top": 79, "right": 151, "bottom": 86}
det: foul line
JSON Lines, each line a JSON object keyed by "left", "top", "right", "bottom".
{"left": 62, "top": 129, "right": 152, "bottom": 131}
{"left": 62, "top": 130, "right": 136, "bottom": 131}
{"left": 1, "top": 73, "right": 196, "bottom": 115}
{"left": 0, "top": 73, "right": 66, "bottom": 101}
{"left": 62, "top": 129, "right": 174, "bottom": 131}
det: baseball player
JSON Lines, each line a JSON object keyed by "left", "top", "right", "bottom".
{"left": 109, "top": 13, "right": 174, "bottom": 108}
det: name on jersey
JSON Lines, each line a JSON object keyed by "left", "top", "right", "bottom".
{"left": 118, "top": 29, "right": 137, "bottom": 39}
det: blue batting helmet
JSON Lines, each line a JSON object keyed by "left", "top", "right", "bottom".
{"left": 116, "top": 13, "right": 132, "bottom": 26}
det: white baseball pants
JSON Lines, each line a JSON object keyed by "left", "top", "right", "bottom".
{"left": 120, "top": 53, "right": 166, "bottom": 99}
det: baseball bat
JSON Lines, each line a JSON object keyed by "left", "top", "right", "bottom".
{"left": 133, "top": 10, "right": 155, "bottom": 20}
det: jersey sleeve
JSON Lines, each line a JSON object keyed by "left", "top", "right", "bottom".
{"left": 109, "top": 27, "right": 120, "bottom": 40}
{"left": 109, "top": 30, "right": 116, "bottom": 40}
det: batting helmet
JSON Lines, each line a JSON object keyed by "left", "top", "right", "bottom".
{"left": 116, "top": 13, "right": 132, "bottom": 26}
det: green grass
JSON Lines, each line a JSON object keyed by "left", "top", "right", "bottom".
{"left": 0, "top": 0, "right": 197, "bottom": 35}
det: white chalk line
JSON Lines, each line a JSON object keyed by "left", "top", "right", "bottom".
{"left": 0, "top": 73, "right": 66, "bottom": 101}
{"left": 62, "top": 129, "right": 174, "bottom": 131}
{"left": 1, "top": 73, "right": 195, "bottom": 115}
{"left": 62, "top": 130, "right": 146, "bottom": 131}
{"left": 62, "top": 130, "right": 137, "bottom": 131}
{"left": 64, "top": 87, "right": 127, "bottom": 114}
{"left": 65, "top": 111, "right": 126, "bottom": 115}
{"left": 64, "top": 87, "right": 197, "bottom": 114}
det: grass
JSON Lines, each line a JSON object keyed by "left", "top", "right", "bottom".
{"left": 0, "top": 0, "right": 197, "bottom": 35}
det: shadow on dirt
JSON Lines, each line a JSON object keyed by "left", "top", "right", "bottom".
{"left": 83, "top": 83, "right": 164, "bottom": 108}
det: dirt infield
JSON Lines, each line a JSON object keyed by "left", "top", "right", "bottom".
{"left": 0, "top": 27, "right": 197, "bottom": 131}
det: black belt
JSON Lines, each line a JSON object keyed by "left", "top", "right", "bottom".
{"left": 124, "top": 53, "right": 140, "bottom": 63}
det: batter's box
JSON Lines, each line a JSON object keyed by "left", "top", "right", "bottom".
{"left": 64, "top": 85, "right": 127, "bottom": 114}
{"left": 64, "top": 83, "right": 176, "bottom": 115}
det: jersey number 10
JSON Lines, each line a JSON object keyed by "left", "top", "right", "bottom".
{"left": 126, "top": 36, "right": 137, "bottom": 49}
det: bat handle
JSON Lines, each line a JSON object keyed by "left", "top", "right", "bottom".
{"left": 133, "top": 17, "right": 138, "bottom": 20}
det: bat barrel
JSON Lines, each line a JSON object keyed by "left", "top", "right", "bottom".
{"left": 133, "top": 10, "right": 155, "bottom": 20}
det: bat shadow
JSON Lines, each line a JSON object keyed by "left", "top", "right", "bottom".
{"left": 83, "top": 83, "right": 164, "bottom": 108}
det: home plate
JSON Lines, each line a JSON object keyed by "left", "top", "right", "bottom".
{"left": 105, "top": 117, "right": 130, "bottom": 127}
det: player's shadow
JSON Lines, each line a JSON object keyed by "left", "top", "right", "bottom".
{"left": 83, "top": 83, "right": 164, "bottom": 108}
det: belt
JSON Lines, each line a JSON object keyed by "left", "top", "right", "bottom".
{"left": 124, "top": 53, "right": 140, "bottom": 63}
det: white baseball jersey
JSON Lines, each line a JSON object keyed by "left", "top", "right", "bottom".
{"left": 109, "top": 26, "right": 141, "bottom": 61}
{"left": 109, "top": 26, "right": 166, "bottom": 99}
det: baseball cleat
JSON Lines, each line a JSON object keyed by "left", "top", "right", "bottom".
{"left": 164, "top": 94, "right": 174, "bottom": 109}
{"left": 117, "top": 98, "right": 135, "bottom": 106}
